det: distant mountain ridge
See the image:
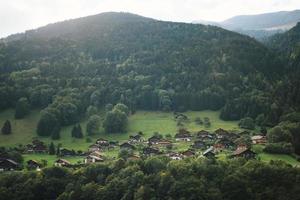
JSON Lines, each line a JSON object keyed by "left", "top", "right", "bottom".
{"left": 193, "top": 10, "right": 300, "bottom": 40}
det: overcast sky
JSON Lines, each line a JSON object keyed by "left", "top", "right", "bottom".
{"left": 0, "top": 0, "right": 300, "bottom": 38}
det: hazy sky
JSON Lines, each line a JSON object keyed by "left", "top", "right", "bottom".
{"left": 1, "top": 0, "right": 300, "bottom": 38}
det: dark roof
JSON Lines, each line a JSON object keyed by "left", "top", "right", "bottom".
{"left": 55, "top": 159, "right": 71, "bottom": 164}
{"left": 0, "top": 158, "right": 18, "bottom": 166}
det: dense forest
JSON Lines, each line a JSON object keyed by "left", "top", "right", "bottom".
{"left": 0, "top": 157, "right": 300, "bottom": 200}
{"left": 0, "top": 12, "right": 297, "bottom": 130}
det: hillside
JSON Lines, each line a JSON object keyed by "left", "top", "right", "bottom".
{"left": 0, "top": 12, "right": 288, "bottom": 127}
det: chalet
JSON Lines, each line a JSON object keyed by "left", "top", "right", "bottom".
{"left": 192, "top": 140, "right": 206, "bottom": 149}
{"left": 27, "top": 160, "right": 42, "bottom": 170}
{"left": 167, "top": 152, "right": 183, "bottom": 160}
{"left": 196, "top": 130, "right": 210, "bottom": 137}
{"left": 213, "top": 143, "right": 225, "bottom": 152}
{"left": 174, "top": 113, "right": 188, "bottom": 120}
{"left": 231, "top": 147, "right": 256, "bottom": 159}
{"left": 127, "top": 155, "right": 141, "bottom": 161}
{"left": 84, "top": 155, "right": 104, "bottom": 164}
{"left": 156, "top": 139, "right": 172, "bottom": 147}
{"left": 148, "top": 135, "right": 161, "bottom": 145}
{"left": 216, "top": 138, "right": 235, "bottom": 149}
{"left": 203, "top": 147, "right": 215, "bottom": 158}
{"left": 129, "top": 134, "right": 143, "bottom": 143}
{"left": 54, "top": 159, "right": 71, "bottom": 167}
{"left": 143, "top": 147, "right": 161, "bottom": 156}
{"left": 181, "top": 150, "right": 195, "bottom": 157}
{"left": 215, "top": 128, "right": 229, "bottom": 139}
{"left": 0, "top": 158, "right": 19, "bottom": 171}
{"left": 88, "top": 144, "right": 101, "bottom": 152}
{"left": 251, "top": 135, "right": 267, "bottom": 144}
{"left": 26, "top": 140, "right": 47, "bottom": 153}
{"left": 175, "top": 129, "right": 192, "bottom": 141}
{"left": 60, "top": 148, "right": 75, "bottom": 156}
{"left": 96, "top": 138, "right": 109, "bottom": 146}
{"left": 120, "top": 142, "right": 135, "bottom": 150}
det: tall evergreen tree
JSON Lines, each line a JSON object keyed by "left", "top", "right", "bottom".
{"left": 51, "top": 125, "right": 61, "bottom": 140}
{"left": 15, "top": 97, "right": 30, "bottom": 119}
{"left": 1, "top": 120, "right": 12, "bottom": 135}
{"left": 49, "top": 142, "right": 55, "bottom": 155}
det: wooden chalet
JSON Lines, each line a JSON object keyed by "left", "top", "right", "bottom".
{"left": 215, "top": 138, "right": 235, "bottom": 149}
{"left": 129, "top": 134, "right": 143, "bottom": 143}
{"left": 54, "top": 159, "right": 71, "bottom": 167}
{"left": 251, "top": 135, "right": 267, "bottom": 144}
{"left": 27, "top": 160, "right": 42, "bottom": 170}
{"left": 60, "top": 148, "right": 75, "bottom": 156}
{"left": 120, "top": 142, "right": 135, "bottom": 150}
{"left": 84, "top": 155, "right": 104, "bottom": 164}
{"left": 88, "top": 144, "right": 101, "bottom": 152}
{"left": 203, "top": 147, "right": 215, "bottom": 158}
{"left": 0, "top": 158, "right": 19, "bottom": 171}
{"left": 175, "top": 129, "right": 192, "bottom": 141}
{"left": 96, "top": 138, "right": 109, "bottom": 146}
{"left": 167, "top": 152, "right": 183, "bottom": 160}
{"left": 143, "top": 147, "right": 161, "bottom": 156}
{"left": 192, "top": 140, "right": 206, "bottom": 149}
{"left": 127, "top": 155, "right": 141, "bottom": 161}
{"left": 181, "top": 150, "right": 195, "bottom": 157}
{"left": 215, "top": 128, "right": 229, "bottom": 139}
{"left": 148, "top": 135, "right": 161, "bottom": 145}
{"left": 231, "top": 147, "right": 256, "bottom": 159}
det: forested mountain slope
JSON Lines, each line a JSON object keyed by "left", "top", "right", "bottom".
{"left": 0, "top": 12, "right": 289, "bottom": 127}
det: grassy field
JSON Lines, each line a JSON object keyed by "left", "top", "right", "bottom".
{"left": 252, "top": 145, "right": 300, "bottom": 166}
{"left": 23, "top": 154, "right": 85, "bottom": 166}
{"left": 0, "top": 109, "right": 240, "bottom": 151}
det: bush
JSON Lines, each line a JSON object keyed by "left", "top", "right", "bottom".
{"left": 239, "top": 117, "right": 255, "bottom": 130}
{"left": 264, "top": 142, "right": 294, "bottom": 154}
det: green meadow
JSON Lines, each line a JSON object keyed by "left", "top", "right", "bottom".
{"left": 0, "top": 109, "right": 240, "bottom": 150}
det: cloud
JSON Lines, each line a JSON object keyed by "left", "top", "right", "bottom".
{"left": 0, "top": 0, "right": 300, "bottom": 38}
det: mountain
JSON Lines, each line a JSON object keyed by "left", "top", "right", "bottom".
{"left": 267, "top": 22, "right": 300, "bottom": 57}
{"left": 194, "top": 10, "right": 300, "bottom": 40}
{"left": 222, "top": 10, "right": 300, "bottom": 31}
{"left": 0, "top": 12, "right": 286, "bottom": 124}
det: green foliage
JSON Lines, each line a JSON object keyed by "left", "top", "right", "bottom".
{"left": 264, "top": 142, "right": 294, "bottom": 154}
{"left": 1, "top": 120, "right": 11, "bottom": 135}
{"left": 37, "top": 111, "right": 59, "bottom": 136}
{"left": 86, "top": 106, "right": 98, "bottom": 117}
{"left": 86, "top": 115, "right": 101, "bottom": 135}
{"left": 113, "top": 103, "right": 130, "bottom": 116}
{"left": 49, "top": 142, "right": 56, "bottom": 155}
{"left": 71, "top": 124, "right": 83, "bottom": 138}
{"left": 267, "top": 126, "right": 292, "bottom": 143}
{"left": 238, "top": 117, "right": 255, "bottom": 130}
{"left": 14, "top": 97, "right": 30, "bottom": 119}
{"left": 103, "top": 108, "right": 128, "bottom": 133}
{"left": 51, "top": 125, "right": 61, "bottom": 140}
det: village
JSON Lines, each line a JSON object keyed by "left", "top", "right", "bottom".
{"left": 0, "top": 125, "right": 267, "bottom": 171}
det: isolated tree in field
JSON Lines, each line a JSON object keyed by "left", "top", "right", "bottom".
{"left": 103, "top": 109, "right": 128, "bottom": 133}
{"left": 15, "top": 97, "right": 30, "bottom": 119}
{"left": 49, "top": 142, "right": 55, "bottom": 155}
{"left": 37, "top": 111, "right": 59, "bottom": 136}
{"left": 51, "top": 125, "right": 61, "bottom": 140}
{"left": 71, "top": 124, "right": 83, "bottom": 138}
{"left": 1, "top": 120, "right": 12, "bottom": 135}
{"left": 86, "top": 115, "right": 101, "bottom": 135}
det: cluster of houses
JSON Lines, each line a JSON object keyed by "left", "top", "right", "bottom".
{"left": 0, "top": 128, "right": 267, "bottom": 171}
